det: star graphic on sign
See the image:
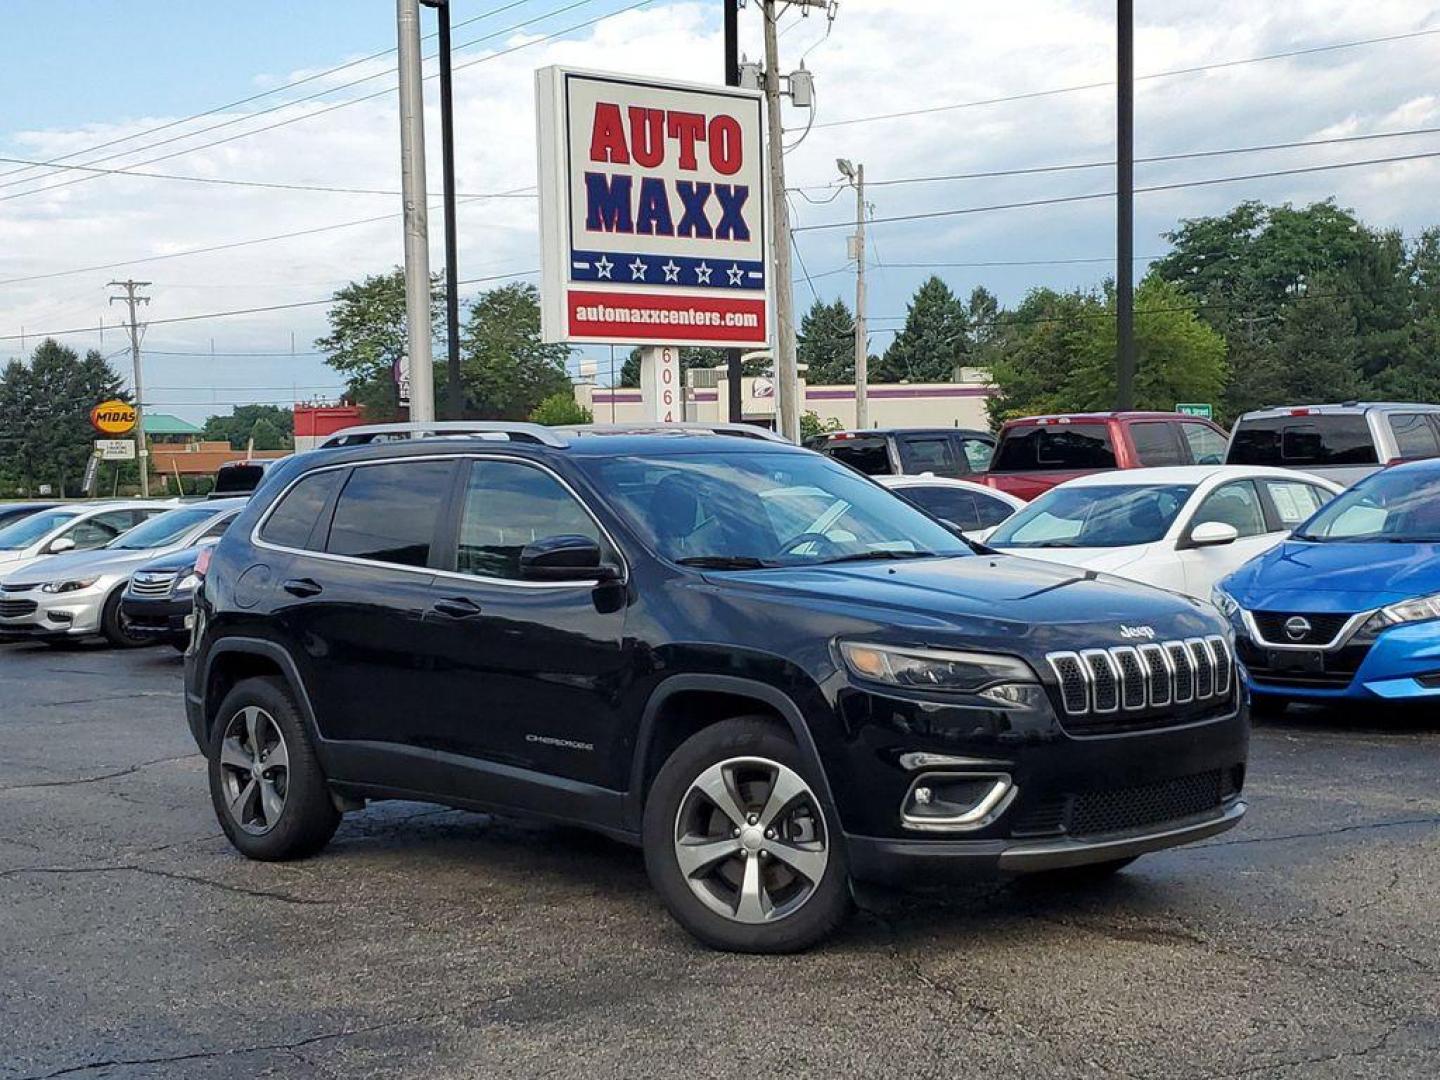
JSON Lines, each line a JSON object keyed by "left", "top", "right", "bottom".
{"left": 694, "top": 261, "right": 713, "bottom": 284}
{"left": 628, "top": 257, "right": 649, "bottom": 281}
{"left": 594, "top": 255, "right": 613, "bottom": 280}
{"left": 661, "top": 260, "right": 681, "bottom": 283}
{"left": 727, "top": 263, "right": 745, "bottom": 286}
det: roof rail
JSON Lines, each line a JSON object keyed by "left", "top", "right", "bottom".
{"left": 557, "top": 422, "right": 790, "bottom": 444}
{"left": 319, "top": 421, "right": 567, "bottom": 449}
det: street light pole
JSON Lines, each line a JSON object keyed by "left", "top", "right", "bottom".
{"left": 724, "top": 0, "right": 744, "bottom": 423}
{"left": 762, "top": 0, "right": 800, "bottom": 442}
{"left": 422, "top": 0, "right": 464, "bottom": 420}
{"left": 1115, "top": 0, "right": 1136, "bottom": 411}
{"left": 839, "top": 160, "right": 868, "bottom": 430}
{"left": 397, "top": 0, "right": 436, "bottom": 423}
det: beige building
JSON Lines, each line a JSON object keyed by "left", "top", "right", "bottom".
{"left": 577, "top": 368, "right": 996, "bottom": 431}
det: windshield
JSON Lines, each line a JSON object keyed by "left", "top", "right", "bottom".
{"left": 0, "top": 509, "right": 79, "bottom": 550}
{"left": 107, "top": 507, "right": 219, "bottom": 550}
{"left": 1228, "top": 414, "right": 1377, "bottom": 467}
{"left": 583, "top": 451, "right": 971, "bottom": 567}
{"left": 1293, "top": 468, "right": 1440, "bottom": 542}
{"left": 989, "top": 484, "right": 1195, "bottom": 548}
{"left": 992, "top": 423, "right": 1116, "bottom": 471}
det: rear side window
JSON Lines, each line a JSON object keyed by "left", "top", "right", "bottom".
{"left": 901, "top": 486, "right": 981, "bottom": 531}
{"left": 819, "top": 436, "right": 891, "bottom": 475}
{"left": 958, "top": 437, "right": 994, "bottom": 472}
{"left": 260, "top": 470, "right": 343, "bottom": 550}
{"left": 1228, "top": 415, "right": 1378, "bottom": 466}
{"left": 1130, "top": 422, "right": 1186, "bottom": 466}
{"left": 992, "top": 424, "right": 1116, "bottom": 471}
{"left": 1191, "top": 481, "right": 1266, "bottom": 538}
{"left": 326, "top": 461, "right": 454, "bottom": 567}
{"left": 1181, "top": 423, "right": 1227, "bottom": 465}
{"left": 1388, "top": 413, "right": 1440, "bottom": 460}
{"left": 897, "top": 436, "right": 959, "bottom": 476}
{"left": 1262, "top": 480, "right": 1330, "bottom": 527}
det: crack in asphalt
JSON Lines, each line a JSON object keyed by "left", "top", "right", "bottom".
{"left": 1194, "top": 814, "right": 1440, "bottom": 849}
{"left": 1201, "top": 1018, "right": 1406, "bottom": 1078}
{"left": 0, "top": 753, "right": 199, "bottom": 792}
{"left": 0, "top": 863, "right": 326, "bottom": 905}
{"left": 17, "top": 690, "right": 184, "bottom": 710}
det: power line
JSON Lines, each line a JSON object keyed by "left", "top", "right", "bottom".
{"left": 0, "top": 0, "right": 535, "bottom": 187}
{"left": 812, "top": 26, "right": 1440, "bottom": 131}
{"left": 792, "top": 148, "right": 1440, "bottom": 233}
{"left": 0, "top": 269, "right": 539, "bottom": 343}
{"left": 1, "top": 0, "right": 644, "bottom": 202}
{"left": 791, "top": 124, "right": 1440, "bottom": 192}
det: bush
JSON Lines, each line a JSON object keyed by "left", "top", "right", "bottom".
{"left": 529, "top": 392, "right": 593, "bottom": 426}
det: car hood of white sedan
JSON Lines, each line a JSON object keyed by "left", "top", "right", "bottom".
{"left": 0, "top": 546, "right": 177, "bottom": 586}
{"left": 988, "top": 545, "right": 1153, "bottom": 575}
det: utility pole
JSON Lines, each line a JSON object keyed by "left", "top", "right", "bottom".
{"left": 108, "top": 280, "right": 151, "bottom": 497}
{"left": 1115, "top": 0, "right": 1136, "bottom": 410}
{"left": 421, "top": 0, "right": 463, "bottom": 420}
{"left": 723, "top": 0, "right": 744, "bottom": 424}
{"left": 839, "top": 159, "right": 867, "bottom": 429}
{"left": 762, "top": 0, "right": 800, "bottom": 442}
{"left": 396, "top": 0, "right": 436, "bottom": 422}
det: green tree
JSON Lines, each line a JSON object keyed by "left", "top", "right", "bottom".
{"left": 797, "top": 298, "right": 855, "bottom": 384}
{"left": 530, "top": 392, "right": 593, "bottom": 425}
{"left": 202, "top": 405, "right": 294, "bottom": 450}
{"left": 799, "top": 409, "right": 842, "bottom": 440}
{"left": 874, "top": 276, "right": 971, "bottom": 383}
{"left": 246, "top": 417, "right": 286, "bottom": 451}
{"left": 316, "top": 268, "right": 442, "bottom": 419}
{"left": 456, "top": 282, "right": 573, "bottom": 419}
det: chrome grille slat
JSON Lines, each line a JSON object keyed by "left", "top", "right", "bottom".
{"left": 1048, "top": 637, "right": 1234, "bottom": 729}
{"left": 128, "top": 572, "right": 178, "bottom": 598}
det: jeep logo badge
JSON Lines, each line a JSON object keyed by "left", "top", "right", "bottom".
{"left": 1284, "top": 616, "right": 1312, "bottom": 642}
{"left": 1119, "top": 624, "right": 1156, "bottom": 641}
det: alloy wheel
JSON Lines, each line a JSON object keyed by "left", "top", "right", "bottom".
{"left": 673, "top": 756, "right": 829, "bottom": 925}
{"left": 217, "top": 706, "right": 290, "bottom": 835}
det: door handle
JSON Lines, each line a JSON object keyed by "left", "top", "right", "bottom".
{"left": 281, "top": 577, "right": 323, "bottom": 598}
{"left": 432, "top": 596, "right": 482, "bottom": 619}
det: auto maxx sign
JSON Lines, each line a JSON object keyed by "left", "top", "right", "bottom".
{"left": 536, "top": 67, "right": 769, "bottom": 348}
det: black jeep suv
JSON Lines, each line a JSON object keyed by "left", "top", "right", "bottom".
{"left": 186, "top": 423, "right": 1248, "bottom": 952}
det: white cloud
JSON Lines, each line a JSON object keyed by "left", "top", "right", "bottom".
{"left": 2, "top": 0, "right": 1439, "bottom": 416}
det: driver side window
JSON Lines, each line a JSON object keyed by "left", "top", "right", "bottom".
{"left": 458, "top": 460, "right": 603, "bottom": 580}
{"left": 1191, "top": 481, "right": 1266, "bottom": 539}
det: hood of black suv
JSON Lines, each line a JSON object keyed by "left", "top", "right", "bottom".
{"left": 703, "top": 553, "right": 1223, "bottom": 653}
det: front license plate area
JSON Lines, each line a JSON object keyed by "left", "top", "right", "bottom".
{"left": 1267, "top": 648, "right": 1323, "bottom": 673}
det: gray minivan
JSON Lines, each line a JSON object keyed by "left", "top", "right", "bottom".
{"left": 1226, "top": 403, "right": 1440, "bottom": 487}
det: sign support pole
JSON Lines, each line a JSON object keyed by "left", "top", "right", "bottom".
{"left": 639, "top": 346, "right": 682, "bottom": 424}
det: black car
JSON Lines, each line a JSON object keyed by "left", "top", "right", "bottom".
{"left": 806, "top": 427, "right": 995, "bottom": 478}
{"left": 121, "top": 543, "right": 215, "bottom": 649}
{"left": 0, "top": 502, "right": 61, "bottom": 529}
{"left": 186, "top": 423, "right": 1248, "bottom": 953}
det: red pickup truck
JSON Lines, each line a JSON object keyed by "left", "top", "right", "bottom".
{"left": 978, "top": 411, "right": 1230, "bottom": 501}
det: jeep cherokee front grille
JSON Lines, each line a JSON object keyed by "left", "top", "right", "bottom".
{"left": 1047, "top": 636, "right": 1233, "bottom": 732}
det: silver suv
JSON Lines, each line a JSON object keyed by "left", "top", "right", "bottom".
{"left": 1226, "top": 403, "right": 1440, "bottom": 487}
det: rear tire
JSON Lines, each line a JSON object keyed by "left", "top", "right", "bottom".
{"left": 208, "top": 676, "right": 339, "bottom": 861}
{"left": 100, "top": 589, "right": 151, "bottom": 649}
{"left": 643, "top": 717, "right": 852, "bottom": 953}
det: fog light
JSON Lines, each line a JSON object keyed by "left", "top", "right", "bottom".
{"left": 901, "top": 773, "right": 1014, "bottom": 832}
{"left": 47, "top": 611, "right": 73, "bottom": 623}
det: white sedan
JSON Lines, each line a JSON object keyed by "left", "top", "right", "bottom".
{"left": 876, "top": 475, "right": 1025, "bottom": 540}
{"left": 984, "top": 465, "right": 1344, "bottom": 599}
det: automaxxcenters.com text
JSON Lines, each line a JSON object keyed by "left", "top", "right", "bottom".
{"left": 574, "top": 304, "right": 759, "bottom": 329}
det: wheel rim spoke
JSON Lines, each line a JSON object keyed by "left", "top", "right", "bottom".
{"left": 734, "top": 851, "right": 772, "bottom": 923}
{"left": 219, "top": 737, "right": 252, "bottom": 773}
{"left": 264, "top": 738, "right": 289, "bottom": 772}
{"left": 695, "top": 765, "right": 750, "bottom": 830}
{"left": 758, "top": 766, "right": 808, "bottom": 829}
{"left": 230, "top": 777, "right": 258, "bottom": 821}
{"left": 766, "top": 841, "right": 827, "bottom": 884}
{"left": 674, "top": 836, "right": 742, "bottom": 878}
{"left": 243, "top": 707, "right": 264, "bottom": 755}
{"left": 259, "top": 778, "right": 285, "bottom": 825}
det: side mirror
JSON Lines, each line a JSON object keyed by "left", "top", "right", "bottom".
{"left": 518, "top": 534, "right": 619, "bottom": 582}
{"left": 1189, "top": 521, "right": 1239, "bottom": 548}
{"left": 47, "top": 537, "right": 76, "bottom": 554}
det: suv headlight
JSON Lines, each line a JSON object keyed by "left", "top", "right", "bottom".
{"left": 839, "top": 642, "right": 1042, "bottom": 706}
{"left": 1355, "top": 592, "right": 1440, "bottom": 642}
{"left": 1210, "top": 585, "right": 1240, "bottom": 618}
{"left": 176, "top": 573, "right": 202, "bottom": 594}
{"left": 41, "top": 577, "right": 100, "bottom": 594}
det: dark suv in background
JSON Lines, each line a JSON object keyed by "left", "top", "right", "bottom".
{"left": 186, "top": 423, "right": 1248, "bottom": 952}
{"left": 806, "top": 427, "right": 995, "bottom": 478}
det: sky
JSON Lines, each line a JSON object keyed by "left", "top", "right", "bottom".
{"left": 2, "top": 0, "right": 1440, "bottom": 423}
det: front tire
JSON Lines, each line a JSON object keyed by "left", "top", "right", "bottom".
{"left": 643, "top": 718, "right": 852, "bottom": 953}
{"left": 100, "top": 589, "right": 151, "bottom": 648}
{"left": 208, "top": 676, "right": 339, "bottom": 861}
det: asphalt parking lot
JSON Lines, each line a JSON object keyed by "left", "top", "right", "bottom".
{"left": 2, "top": 644, "right": 1438, "bottom": 1079}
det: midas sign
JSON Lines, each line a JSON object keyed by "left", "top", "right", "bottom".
{"left": 536, "top": 66, "right": 769, "bottom": 348}
{"left": 90, "top": 399, "right": 137, "bottom": 435}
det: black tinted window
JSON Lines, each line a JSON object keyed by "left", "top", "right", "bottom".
{"left": 260, "top": 470, "right": 343, "bottom": 550}
{"left": 902, "top": 486, "right": 981, "bottom": 531}
{"left": 1130, "top": 422, "right": 1186, "bottom": 466}
{"left": 973, "top": 492, "right": 1016, "bottom": 528}
{"left": 1388, "top": 413, "right": 1440, "bottom": 459}
{"left": 819, "top": 436, "right": 891, "bottom": 475}
{"left": 992, "top": 424, "right": 1116, "bottom": 470}
{"left": 213, "top": 463, "right": 267, "bottom": 495}
{"left": 897, "top": 437, "right": 959, "bottom": 476}
{"left": 326, "top": 461, "right": 452, "bottom": 567}
{"left": 457, "top": 461, "right": 601, "bottom": 579}
{"left": 1229, "top": 415, "right": 1378, "bottom": 466}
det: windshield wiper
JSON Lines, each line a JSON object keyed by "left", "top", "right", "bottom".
{"left": 1024, "top": 540, "right": 1084, "bottom": 548}
{"left": 815, "top": 549, "right": 938, "bottom": 565}
{"left": 676, "top": 555, "right": 778, "bottom": 569}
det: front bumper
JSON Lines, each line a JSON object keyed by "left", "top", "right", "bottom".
{"left": 847, "top": 799, "right": 1245, "bottom": 881}
{"left": 1238, "top": 619, "right": 1440, "bottom": 701}
{"left": 119, "top": 594, "right": 192, "bottom": 640}
{"left": 0, "top": 588, "right": 107, "bottom": 637}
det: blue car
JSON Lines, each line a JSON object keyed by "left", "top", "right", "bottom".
{"left": 1213, "top": 459, "right": 1440, "bottom": 713}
